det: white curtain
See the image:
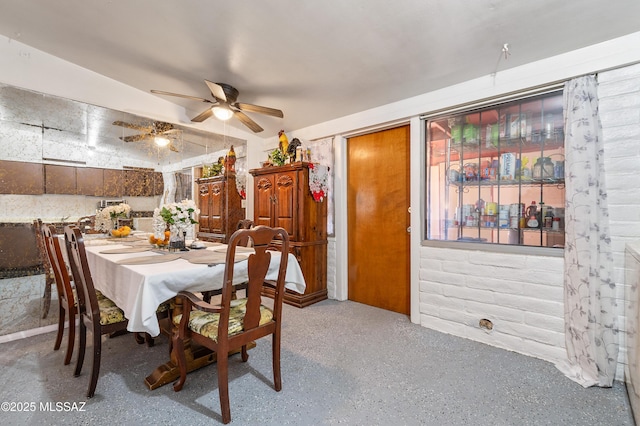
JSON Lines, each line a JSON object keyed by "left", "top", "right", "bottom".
{"left": 555, "top": 75, "right": 617, "bottom": 387}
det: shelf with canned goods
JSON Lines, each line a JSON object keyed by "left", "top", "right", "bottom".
{"left": 426, "top": 90, "right": 566, "bottom": 247}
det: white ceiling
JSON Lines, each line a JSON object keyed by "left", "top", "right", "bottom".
{"left": 1, "top": 0, "right": 640, "bottom": 138}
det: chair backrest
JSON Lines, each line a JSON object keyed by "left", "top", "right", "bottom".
{"left": 235, "top": 219, "right": 254, "bottom": 247}
{"left": 219, "top": 225, "right": 289, "bottom": 339}
{"left": 76, "top": 215, "right": 96, "bottom": 233}
{"left": 64, "top": 225, "right": 100, "bottom": 323}
{"left": 32, "top": 219, "right": 50, "bottom": 270}
{"left": 41, "top": 224, "right": 74, "bottom": 308}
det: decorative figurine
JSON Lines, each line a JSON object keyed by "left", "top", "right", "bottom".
{"left": 278, "top": 130, "right": 289, "bottom": 154}
{"left": 288, "top": 137, "right": 302, "bottom": 162}
{"left": 224, "top": 145, "right": 236, "bottom": 174}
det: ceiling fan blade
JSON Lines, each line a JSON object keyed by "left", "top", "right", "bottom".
{"left": 112, "top": 120, "right": 152, "bottom": 132}
{"left": 161, "top": 128, "right": 181, "bottom": 135}
{"left": 233, "top": 109, "right": 263, "bottom": 133}
{"left": 235, "top": 103, "right": 284, "bottom": 118}
{"left": 151, "top": 89, "right": 213, "bottom": 104}
{"left": 120, "top": 134, "right": 153, "bottom": 143}
{"left": 204, "top": 80, "right": 227, "bottom": 102}
{"left": 191, "top": 107, "right": 214, "bottom": 123}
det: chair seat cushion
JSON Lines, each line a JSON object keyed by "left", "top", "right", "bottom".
{"left": 173, "top": 298, "right": 273, "bottom": 342}
{"left": 69, "top": 287, "right": 105, "bottom": 308}
{"left": 156, "top": 299, "right": 172, "bottom": 313}
{"left": 97, "top": 295, "right": 126, "bottom": 325}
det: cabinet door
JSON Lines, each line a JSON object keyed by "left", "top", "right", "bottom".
{"left": 76, "top": 167, "right": 104, "bottom": 196}
{"left": 254, "top": 175, "right": 275, "bottom": 227}
{"left": 0, "top": 160, "right": 44, "bottom": 194}
{"left": 125, "top": 169, "right": 154, "bottom": 196}
{"left": 103, "top": 169, "right": 124, "bottom": 197}
{"left": 45, "top": 164, "right": 76, "bottom": 194}
{"left": 208, "top": 181, "right": 226, "bottom": 234}
{"left": 198, "top": 183, "right": 211, "bottom": 233}
{"left": 153, "top": 172, "right": 165, "bottom": 196}
{"left": 274, "top": 171, "right": 297, "bottom": 237}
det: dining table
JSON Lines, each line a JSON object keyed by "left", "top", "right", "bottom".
{"left": 68, "top": 232, "right": 307, "bottom": 389}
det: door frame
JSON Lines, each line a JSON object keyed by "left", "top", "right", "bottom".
{"left": 332, "top": 117, "right": 422, "bottom": 324}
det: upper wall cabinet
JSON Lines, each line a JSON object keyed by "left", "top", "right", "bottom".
{"left": 125, "top": 169, "right": 155, "bottom": 197}
{"left": 45, "top": 164, "right": 77, "bottom": 194}
{"left": 0, "top": 160, "right": 164, "bottom": 197}
{"left": 0, "top": 160, "right": 44, "bottom": 195}
{"left": 103, "top": 169, "right": 125, "bottom": 197}
{"left": 76, "top": 167, "right": 105, "bottom": 197}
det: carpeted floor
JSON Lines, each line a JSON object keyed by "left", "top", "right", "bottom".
{"left": 0, "top": 299, "right": 634, "bottom": 425}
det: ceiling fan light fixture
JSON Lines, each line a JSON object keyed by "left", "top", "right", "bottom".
{"left": 154, "top": 136, "right": 171, "bottom": 147}
{"left": 212, "top": 105, "right": 233, "bottom": 121}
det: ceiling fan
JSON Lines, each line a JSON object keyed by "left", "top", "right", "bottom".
{"left": 112, "top": 120, "right": 181, "bottom": 152}
{"left": 151, "top": 80, "right": 283, "bottom": 133}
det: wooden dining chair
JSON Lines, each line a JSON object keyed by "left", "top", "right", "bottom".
{"left": 33, "top": 218, "right": 55, "bottom": 319}
{"left": 41, "top": 224, "right": 77, "bottom": 365}
{"left": 201, "top": 219, "right": 254, "bottom": 303}
{"left": 76, "top": 215, "right": 95, "bottom": 233}
{"left": 64, "top": 225, "right": 129, "bottom": 398}
{"left": 235, "top": 219, "right": 254, "bottom": 247}
{"left": 172, "top": 225, "right": 289, "bottom": 424}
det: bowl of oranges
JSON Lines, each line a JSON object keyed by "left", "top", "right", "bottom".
{"left": 110, "top": 225, "right": 131, "bottom": 238}
{"left": 149, "top": 231, "right": 171, "bottom": 248}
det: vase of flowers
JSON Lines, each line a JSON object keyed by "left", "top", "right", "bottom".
{"left": 95, "top": 203, "right": 131, "bottom": 232}
{"left": 153, "top": 199, "right": 199, "bottom": 251}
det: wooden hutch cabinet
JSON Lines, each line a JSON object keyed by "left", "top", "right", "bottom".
{"left": 250, "top": 162, "right": 327, "bottom": 308}
{"left": 196, "top": 173, "right": 245, "bottom": 243}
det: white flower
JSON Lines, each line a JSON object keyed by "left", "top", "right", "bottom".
{"left": 95, "top": 203, "right": 131, "bottom": 231}
{"left": 153, "top": 199, "right": 200, "bottom": 238}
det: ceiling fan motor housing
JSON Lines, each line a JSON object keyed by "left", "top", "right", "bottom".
{"left": 216, "top": 83, "right": 239, "bottom": 104}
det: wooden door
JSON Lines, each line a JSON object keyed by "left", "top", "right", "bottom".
{"left": 347, "top": 125, "right": 410, "bottom": 314}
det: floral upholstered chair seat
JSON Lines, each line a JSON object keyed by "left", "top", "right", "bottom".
{"left": 97, "top": 295, "right": 126, "bottom": 325}
{"left": 156, "top": 299, "right": 172, "bottom": 314}
{"left": 173, "top": 298, "right": 273, "bottom": 342}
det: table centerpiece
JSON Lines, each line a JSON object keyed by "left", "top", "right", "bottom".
{"left": 153, "top": 199, "right": 199, "bottom": 251}
{"left": 95, "top": 203, "right": 131, "bottom": 233}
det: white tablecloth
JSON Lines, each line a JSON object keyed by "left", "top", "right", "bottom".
{"left": 82, "top": 243, "right": 306, "bottom": 337}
